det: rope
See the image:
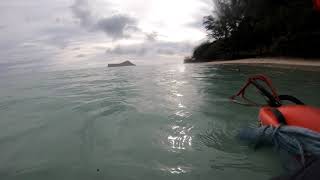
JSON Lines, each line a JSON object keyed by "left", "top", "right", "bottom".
{"left": 230, "top": 74, "right": 281, "bottom": 107}
{"left": 238, "top": 125, "right": 320, "bottom": 165}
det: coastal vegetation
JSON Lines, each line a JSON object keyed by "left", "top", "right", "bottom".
{"left": 185, "top": 0, "right": 320, "bottom": 63}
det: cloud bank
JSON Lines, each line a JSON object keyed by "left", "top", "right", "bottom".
{"left": 71, "top": 0, "right": 139, "bottom": 39}
{"left": 0, "top": 0, "right": 211, "bottom": 65}
{"left": 106, "top": 41, "right": 193, "bottom": 56}
{"left": 70, "top": 0, "right": 197, "bottom": 58}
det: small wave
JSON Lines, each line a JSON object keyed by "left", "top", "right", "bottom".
{"left": 209, "top": 154, "right": 275, "bottom": 174}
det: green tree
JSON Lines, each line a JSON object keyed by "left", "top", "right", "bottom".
{"left": 186, "top": 0, "right": 320, "bottom": 63}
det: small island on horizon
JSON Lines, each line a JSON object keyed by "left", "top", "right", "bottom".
{"left": 108, "top": 61, "right": 136, "bottom": 67}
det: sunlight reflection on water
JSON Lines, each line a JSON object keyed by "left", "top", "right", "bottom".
{"left": 159, "top": 165, "right": 192, "bottom": 174}
{"left": 165, "top": 66, "right": 194, "bottom": 153}
{"left": 168, "top": 125, "right": 193, "bottom": 150}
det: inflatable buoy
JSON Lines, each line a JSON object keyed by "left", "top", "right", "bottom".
{"left": 314, "top": 0, "right": 320, "bottom": 11}
{"left": 259, "top": 105, "right": 320, "bottom": 132}
{"left": 231, "top": 75, "right": 320, "bottom": 132}
{"left": 234, "top": 75, "right": 320, "bottom": 174}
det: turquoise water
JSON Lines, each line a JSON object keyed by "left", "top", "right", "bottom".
{"left": 1, "top": 63, "right": 320, "bottom": 180}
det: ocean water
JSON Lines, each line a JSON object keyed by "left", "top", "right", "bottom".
{"left": 1, "top": 63, "right": 320, "bottom": 180}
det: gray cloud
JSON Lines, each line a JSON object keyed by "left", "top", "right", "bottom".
{"left": 106, "top": 41, "right": 193, "bottom": 56}
{"left": 76, "top": 54, "right": 86, "bottom": 58}
{"left": 96, "top": 15, "right": 138, "bottom": 39}
{"left": 145, "top": 32, "right": 158, "bottom": 42}
{"left": 36, "top": 25, "right": 89, "bottom": 49}
{"left": 70, "top": 0, "right": 93, "bottom": 27}
{"left": 157, "top": 49, "right": 175, "bottom": 55}
{"left": 107, "top": 45, "right": 147, "bottom": 56}
{"left": 155, "top": 41, "right": 193, "bottom": 55}
{"left": 71, "top": 0, "right": 139, "bottom": 39}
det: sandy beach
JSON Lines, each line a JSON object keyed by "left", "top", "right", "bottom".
{"left": 208, "top": 58, "right": 320, "bottom": 66}
{"left": 206, "top": 58, "right": 320, "bottom": 71}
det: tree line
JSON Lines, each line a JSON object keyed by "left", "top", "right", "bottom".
{"left": 185, "top": 0, "right": 320, "bottom": 63}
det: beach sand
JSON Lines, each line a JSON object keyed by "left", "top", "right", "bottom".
{"left": 206, "top": 58, "right": 320, "bottom": 71}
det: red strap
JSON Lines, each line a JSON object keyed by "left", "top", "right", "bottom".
{"left": 231, "top": 74, "right": 280, "bottom": 103}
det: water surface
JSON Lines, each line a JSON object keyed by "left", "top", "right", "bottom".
{"left": 1, "top": 63, "right": 320, "bottom": 180}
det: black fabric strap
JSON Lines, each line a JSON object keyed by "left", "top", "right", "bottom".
{"left": 279, "top": 95, "right": 305, "bottom": 105}
{"left": 271, "top": 108, "right": 287, "bottom": 125}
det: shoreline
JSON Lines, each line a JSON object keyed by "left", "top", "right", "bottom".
{"left": 204, "top": 58, "right": 320, "bottom": 71}
{"left": 207, "top": 58, "right": 320, "bottom": 66}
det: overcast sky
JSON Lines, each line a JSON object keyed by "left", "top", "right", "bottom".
{"left": 0, "top": 0, "right": 213, "bottom": 68}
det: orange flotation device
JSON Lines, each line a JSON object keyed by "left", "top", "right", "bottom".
{"left": 231, "top": 75, "right": 320, "bottom": 132}
{"left": 259, "top": 105, "right": 320, "bottom": 133}
{"left": 314, "top": 0, "right": 320, "bottom": 11}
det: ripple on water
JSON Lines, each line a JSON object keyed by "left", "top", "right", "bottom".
{"left": 1, "top": 64, "right": 316, "bottom": 179}
{"left": 209, "top": 153, "right": 275, "bottom": 173}
{"left": 158, "top": 164, "right": 193, "bottom": 174}
{"left": 167, "top": 124, "right": 193, "bottom": 151}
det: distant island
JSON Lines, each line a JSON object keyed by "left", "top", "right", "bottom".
{"left": 185, "top": 0, "right": 320, "bottom": 63}
{"left": 108, "top": 61, "right": 136, "bottom": 67}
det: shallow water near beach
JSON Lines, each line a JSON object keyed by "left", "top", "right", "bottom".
{"left": 1, "top": 62, "right": 320, "bottom": 180}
